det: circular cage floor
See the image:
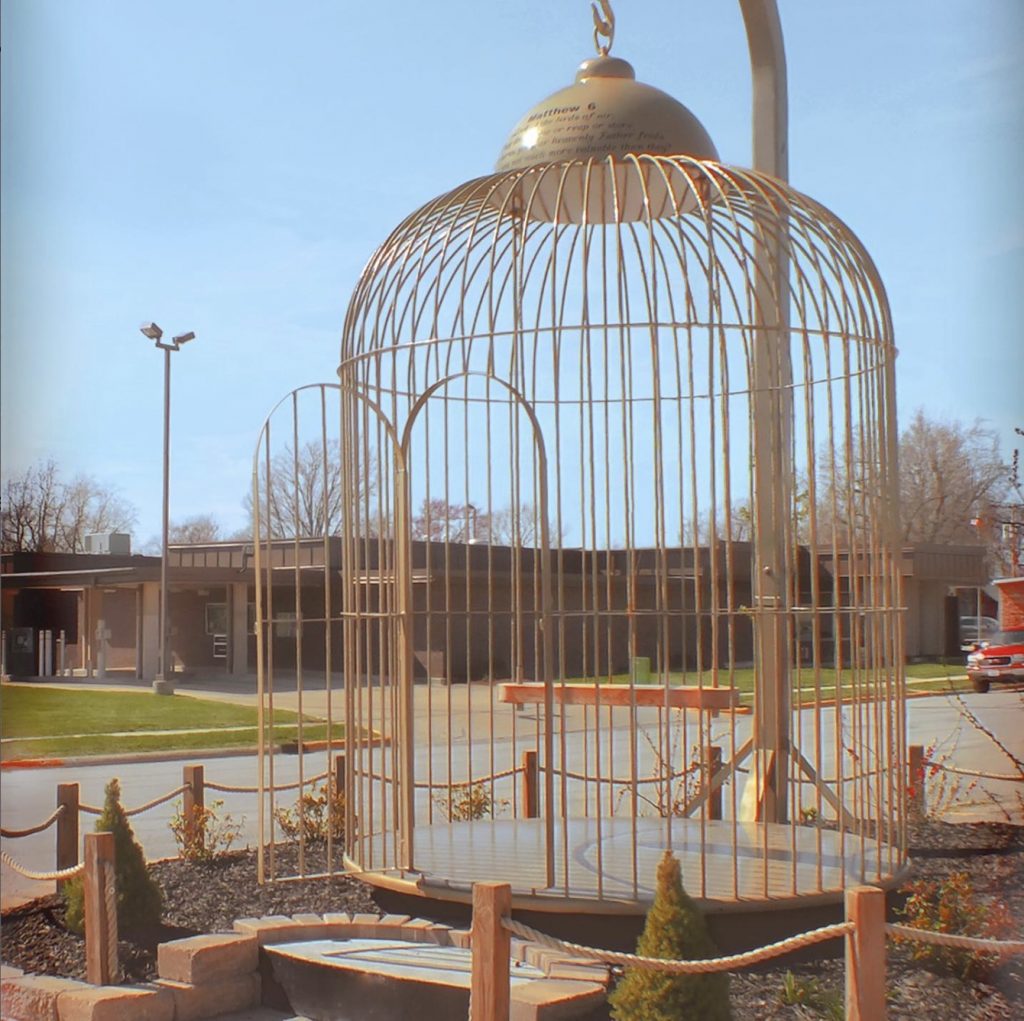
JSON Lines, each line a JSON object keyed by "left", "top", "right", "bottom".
{"left": 351, "top": 816, "right": 904, "bottom": 913}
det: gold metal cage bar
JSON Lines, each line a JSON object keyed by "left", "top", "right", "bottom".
{"left": 255, "top": 154, "right": 905, "bottom": 911}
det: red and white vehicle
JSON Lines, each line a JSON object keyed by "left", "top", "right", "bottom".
{"left": 966, "top": 630, "right": 1024, "bottom": 692}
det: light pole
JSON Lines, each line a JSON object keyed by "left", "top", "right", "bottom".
{"left": 140, "top": 322, "right": 196, "bottom": 695}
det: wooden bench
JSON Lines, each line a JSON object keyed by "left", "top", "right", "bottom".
{"left": 498, "top": 681, "right": 739, "bottom": 711}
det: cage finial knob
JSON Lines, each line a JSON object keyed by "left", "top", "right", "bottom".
{"left": 591, "top": 0, "right": 615, "bottom": 56}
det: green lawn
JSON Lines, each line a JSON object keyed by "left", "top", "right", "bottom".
{"left": 0, "top": 685, "right": 338, "bottom": 759}
{"left": 562, "top": 660, "right": 969, "bottom": 704}
{"left": 903, "top": 661, "right": 968, "bottom": 680}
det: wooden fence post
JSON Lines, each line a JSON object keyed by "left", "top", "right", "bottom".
{"left": 183, "top": 764, "right": 205, "bottom": 854}
{"left": 56, "top": 782, "right": 79, "bottom": 892}
{"left": 705, "top": 745, "right": 723, "bottom": 821}
{"left": 845, "top": 885, "right": 886, "bottom": 1021}
{"left": 334, "top": 752, "right": 347, "bottom": 796}
{"left": 908, "top": 745, "right": 925, "bottom": 817}
{"left": 521, "top": 751, "right": 539, "bottom": 819}
{"left": 470, "top": 881, "right": 511, "bottom": 1021}
{"left": 84, "top": 831, "right": 119, "bottom": 986}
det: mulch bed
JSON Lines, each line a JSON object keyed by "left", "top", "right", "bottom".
{"left": 2, "top": 824, "right": 1021, "bottom": 1019}
{"left": 0, "top": 845, "right": 376, "bottom": 984}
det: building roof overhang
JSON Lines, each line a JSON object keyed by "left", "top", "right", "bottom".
{"left": 1, "top": 566, "right": 160, "bottom": 588}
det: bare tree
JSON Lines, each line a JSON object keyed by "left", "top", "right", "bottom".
{"left": 811, "top": 411, "right": 1009, "bottom": 557}
{"left": 1, "top": 459, "right": 137, "bottom": 553}
{"left": 897, "top": 411, "right": 1009, "bottom": 546}
{"left": 140, "top": 514, "right": 223, "bottom": 553}
{"left": 58, "top": 475, "right": 136, "bottom": 551}
{"left": 971, "top": 426, "right": 1023, "bottom": 576}
{"left": 676, "top": 414, "right": 1010, "bottom": 560}
{"left": 167, "top": 514, "right": 222, "bottom": 545}
{"left": 410, "top": 498, "right": 561, "bottom": 547}
{"left": 483, "top": 501, "right": 562, "bottom": 547}
{"left": 410, "top": 498, "right": 481, "bottom": 543}
{"left": 248, "top": 439, "right": 376, "bottom": 539}
{"left": 1, "top": 459, "right": 61, "bottom": 552}
{"left": 681, "top": 503, "right": 754, "bottom": 545}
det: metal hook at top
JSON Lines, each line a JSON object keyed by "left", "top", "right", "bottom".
{"left": 591, "top": 0, "right": 615, "bottom": 55}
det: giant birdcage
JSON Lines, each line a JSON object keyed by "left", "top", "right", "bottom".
{"left": 255, "top": 4, "right": 905, "bottom": 925}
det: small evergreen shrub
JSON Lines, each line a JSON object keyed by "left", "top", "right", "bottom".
{"left": 608, "top": 851, "right": 732, "bottom": 1021}
{"left": 65, "top": 778, "right": 163, "bottom": 935}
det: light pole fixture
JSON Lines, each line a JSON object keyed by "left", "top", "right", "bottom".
{"left": 140, "top": 321, "right": 196, "bottom": 694}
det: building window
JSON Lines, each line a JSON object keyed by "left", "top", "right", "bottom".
{"left": 205, "top": 602, "right": 228, "bottom": 636}
{"left": 275, "top": 611, "right": 296, "bottom": 639}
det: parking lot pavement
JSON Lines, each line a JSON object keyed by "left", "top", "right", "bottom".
{"left": 900, "top": 687, "right": 1023, "bottom": 823}
{"left": 3, "top": 675, "right": 1020, "bottom": 910}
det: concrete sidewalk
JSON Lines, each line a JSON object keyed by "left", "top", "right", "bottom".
{"left": 1, "top": 670, "right": 270, "bottom": 706}
{"left": 1, "top": 665, "right": 978, "bottom": 731}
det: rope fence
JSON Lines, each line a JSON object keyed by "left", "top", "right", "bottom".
{"left": 502, "top": 916, "right": 1024, "bottom": 973}
{"left": 362, "top": 760, "right": 706, "bottom": 788}
{"left": 5, "top": 744, "right": 1020, "bottom": 868}
{"left": 545, "top": 765, "right": 695, "bottom": 786}
{"left": 71, "top": 774, "right": 334, "bottom": 813}
{"left": 0, "top": 804, "right": 65, "bottom": 838}
{"left": 468, "top": 883, "right": 1024, "bottom": 1021}
{"left": 123, "top": 784, "right": 191, "bottom": 817}
{"left": 1, "top": 765, "right": 345, "bottom": 886}
{"left": 357, "top": 766, "right": 524, "bottom": 788}
{"left": 501, "top": 916, "right": 853, "bottom": 973}
{"left": 206, "top": 770, "right": 329, "bottom": 794}
{"left": 415, "top": 765, "right": 523, "bottom": 788}
{"left": 79, "top": 784, "right": 191, "bottom": 817}
{"left": 358, "top": 760, "right": 896, "bottom": 790}
{"left": 5, "top": 744, "right": 1020, "bottom": 884}
{"left": 887, "top": 923, "right": 1024, "bottom": 956}
{"left": 1, "top": 849, "right": 84, "bottom": 882}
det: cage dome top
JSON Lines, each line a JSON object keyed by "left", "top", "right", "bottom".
{"left": 496, "top": 53, "right": 718, "bottom": 172}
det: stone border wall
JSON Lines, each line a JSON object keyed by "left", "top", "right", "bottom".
{"left": 1, "top": 913, "right": 607, "bottom": 1021}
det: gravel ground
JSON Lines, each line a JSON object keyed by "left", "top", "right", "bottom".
{"left": 2, "top": 824, "right": 1021, "bottom": 1019}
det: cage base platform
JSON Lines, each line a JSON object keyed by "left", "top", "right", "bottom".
{"left": 345, "top": 817, "right": 905, "bottom": 954}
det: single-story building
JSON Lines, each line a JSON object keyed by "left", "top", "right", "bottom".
{"left": 0, "top": 539, "right": 991, "bottom": 680}
{"left": 819, "top": 543, "right": 991, "bottom": 659}
{"left": 1, "top": 547, "right": 253, "bottom": 680}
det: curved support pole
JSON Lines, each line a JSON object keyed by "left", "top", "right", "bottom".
{"left": 738, "top": 0, "right": 788, "bottom": 182}
{"left": 739, "top": 0, "right": 792, "bottom": 823}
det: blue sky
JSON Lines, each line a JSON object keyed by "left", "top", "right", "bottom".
{"left": 2, "top": 1, "right": 1022, "bottom": 546}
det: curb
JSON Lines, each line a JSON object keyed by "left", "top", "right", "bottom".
{"left": 1, "top": 734, "right": 388, "bottom": 771}
{"left": 1, "top": 745, "right": 272, "bottom": 770}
